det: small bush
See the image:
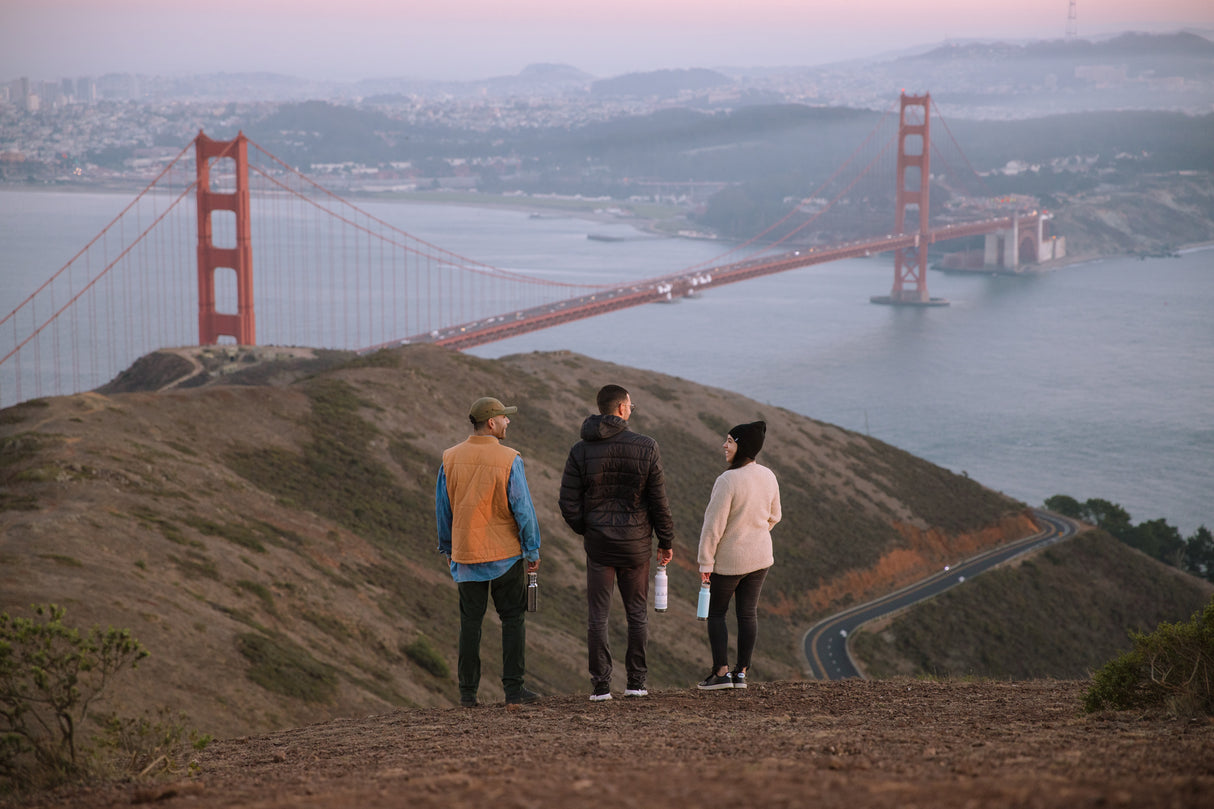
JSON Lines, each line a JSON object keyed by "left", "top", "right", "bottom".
{"left": 1084, "top": 599, "right": 1214, "bottom": 715}
{"left": 92, "top": 707, "right": 212, "bottom": 780}
{"left": 235, "top": 580, "right": 276, "bottom": 614}
{"left": 38, "top": 554, "right": 83, "bottom": 567}
{"left": 169, "top": 551, "right": 220, "bottom": 581}
{"left": 0, "top": 604, "right": 148, "bottom": 790}
{"left": 342, "top": 350, "right": 401, "bottom": 370}
{"left": 182, "top": 515, "right": 267, "bottom": 553}
{"left": 0, "top": 493, "right": 39, "bottom": 512}
{"left": 403, "top": 635, "right": 450, "bottom": 679}
{"left": 235, "top": 632, "right": 337, "bottom": 703}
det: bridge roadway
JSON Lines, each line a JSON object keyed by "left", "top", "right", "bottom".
{"left": 802, "top": 509, "right": 1079, "bottom": 680}
{"left": 396, "top": 213, "right": 1045, "bottom": 351}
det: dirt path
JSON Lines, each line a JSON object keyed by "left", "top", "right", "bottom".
{"left": 18, "top": 680, "right": 1212, "bottom": 809}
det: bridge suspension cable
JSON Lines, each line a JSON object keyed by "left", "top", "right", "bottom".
{"left": 247, "top": 140, "right": 614, "bottom": 290}
{"left": 1, "top": 96, "right": 1046, "bottom": 410}
{"left": 1, "top": 143, "right": 198, "bottom": 405}
{"left": 678, "top": 99, "right": 902, "bottom": 274}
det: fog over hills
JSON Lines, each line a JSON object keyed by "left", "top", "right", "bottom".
{"left": 9, "top": 31, "right": 1211, "bottom": 117}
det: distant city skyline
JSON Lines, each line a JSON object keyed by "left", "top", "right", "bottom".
{"left": 4, "top": 0, "right": 1213, "bottom": 83}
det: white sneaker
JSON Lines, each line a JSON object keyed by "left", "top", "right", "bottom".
{"left": 623, "top": 687, "right": 648, "bottom": 697}
{"left": 589, "top": 685, "right": 612, "bottom": 701}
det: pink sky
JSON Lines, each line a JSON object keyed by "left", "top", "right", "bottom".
{"left": 5, "top": 1, "right": 1213, "bottom": 81}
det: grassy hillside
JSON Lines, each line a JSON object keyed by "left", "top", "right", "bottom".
{"left": 851, "top": 529, "right": 1214, "bottom": 678}
{"left": 0, "top": 344, "right": 1187, "bottom": 742}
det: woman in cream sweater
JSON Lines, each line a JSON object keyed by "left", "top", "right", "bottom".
{"left": 696, "top": 421, "right": 782, "bottom": 690}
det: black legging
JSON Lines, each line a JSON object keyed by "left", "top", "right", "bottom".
{"left": 706, "top": 567, "right": 769, "bottom": 671}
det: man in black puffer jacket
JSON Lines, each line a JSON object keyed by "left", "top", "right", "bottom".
{"left": 559, "top": 384, "right": 675, "bottom": 702}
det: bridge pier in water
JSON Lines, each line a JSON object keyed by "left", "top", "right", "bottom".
{"left": 983, "top": 213, "right": 1065, "bottom": 271}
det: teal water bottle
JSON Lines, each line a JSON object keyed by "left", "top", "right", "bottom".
{"left": 696, "top": 581, "right": 711, "bottom": 621}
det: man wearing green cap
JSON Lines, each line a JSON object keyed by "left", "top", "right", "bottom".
{"left": 437, "top": 396, "right": 542, "bottom": 707}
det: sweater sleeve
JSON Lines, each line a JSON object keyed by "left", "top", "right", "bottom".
{"left": 768, "top": 470, "right": 782, "bottom": 531}
{"left": 696, "top": 473, "right": 733, "bottom": 573}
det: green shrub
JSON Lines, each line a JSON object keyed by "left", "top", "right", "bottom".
{"left": 0, "top": 604, "right": 148, "bottom": 790}
{"left": 235, "top": 632, "right": 337, "bottom": 703}
{"left": 38, "top": 554, "right": 83, "bottom": 567}
{"left": 169, "top": 551, "right": 220, "bottom": 581}
{"left": 225, "top": 379, "right": 421, "bottom": 552}
{"left": 1084, "top": 599, "right": 1214, "bottom": 716}
{"left": 235, "top": 580, "right": 276, "bottom": 614}
{"left": 92, "top": 707, "right": 212, "bottom": 780}
{"left": 182, "top": 515, "right": 267, "bottom": 553}
{"left": 0, "top": 493, "right": 39, "bottom": 512}
{"left": 402, "top": 635, "right": 450, "bottom": 679}
{"left": 342, "top": 349, "right": 401, "bottom": 370}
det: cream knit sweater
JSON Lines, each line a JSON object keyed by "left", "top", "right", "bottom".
{"left": 697, "top": 462, "right": 781, "bottom": 576}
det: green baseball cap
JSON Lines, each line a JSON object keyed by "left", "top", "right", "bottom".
{"left": 469, "top": 397, "right": 518, "bottom": 422}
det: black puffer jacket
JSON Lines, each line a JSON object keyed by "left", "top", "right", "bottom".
{"left": 559, "top": 414, "right": 675, "bottom": 567}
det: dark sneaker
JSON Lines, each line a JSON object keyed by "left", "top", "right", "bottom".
{"left": 624, "top": 681, "right": 648, "bottom": 697}
{"left": 589, "top": 682, "right": 612, "bottom": 702}
{"left": 731, "top": 671, "right": 748, "bottom": 689}
{"left": 460, "top": 695, "right": 479, "bottom": 708}
{"left": 505, "top": 687, "right": 541, "bottom": 705}
{"left": 697, "top": 671, "right": 733, "bottom": 691}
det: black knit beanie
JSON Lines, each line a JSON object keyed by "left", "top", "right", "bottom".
{"left": 728, "top": 421, "right": 766, "bottom": 468}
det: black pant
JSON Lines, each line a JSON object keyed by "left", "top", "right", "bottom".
{"left": 457, "top": 559, "right": 527, "bottom": 701}
{"left": 707, "top": 567, "right": 769, "bottom": 671}
{"left": 586, "top": 556, "right": 650, "bottom": 688}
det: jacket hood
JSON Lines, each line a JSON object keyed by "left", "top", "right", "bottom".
{"left": 580, "top": 414, "right": 628, "bottom": 442}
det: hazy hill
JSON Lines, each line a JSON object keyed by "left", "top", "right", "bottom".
{"left": 0, "top": 345, "right": 1205, "bottom": 742}
{"left": 913, "top": 31, "right": 1214, "bottom": 63}
{"left": 100, "top": 31, "right": 1211, "bottom": 114}
{"left": 590, "top": 68, "right": 733, "bottom": 98}
{"left": 846, "top": 31, "right": 1214, "bottom": 116}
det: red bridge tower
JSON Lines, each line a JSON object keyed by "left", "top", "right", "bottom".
{"left": 195, "top": 132, "right": 256, "bottom": 344}
{"left": 873, "top": 93, "right": 948, "bottom": 306}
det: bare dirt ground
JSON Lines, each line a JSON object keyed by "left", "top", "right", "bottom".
{"left": 16, "top": 679, "right": 1212, "bottom": 809}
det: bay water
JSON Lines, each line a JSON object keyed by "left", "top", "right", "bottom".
{"left": 2, "top": 189, "right": 1211, "bottom": 535}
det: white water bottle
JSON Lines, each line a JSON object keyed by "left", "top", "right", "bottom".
{"left": 654, "top": 564, "right": 668, "bottom": 612}
{"left": 696, "top": 581, "right": 711, "bottom": 621}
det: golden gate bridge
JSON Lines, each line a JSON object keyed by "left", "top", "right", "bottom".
{"left": 1, "top": 93, "right": 1058, "bottom": 410}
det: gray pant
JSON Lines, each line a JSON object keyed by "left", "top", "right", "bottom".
{"left": 586, "top": 556, "right": 650, "bottom": 689}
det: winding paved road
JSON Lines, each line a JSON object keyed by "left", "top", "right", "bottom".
{"left": 802, "top": 509, "right": 1079, "bottom": 680}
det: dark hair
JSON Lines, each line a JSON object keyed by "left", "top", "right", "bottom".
{"left": 597, "top": 384, "right": 629, "bottom": 415}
